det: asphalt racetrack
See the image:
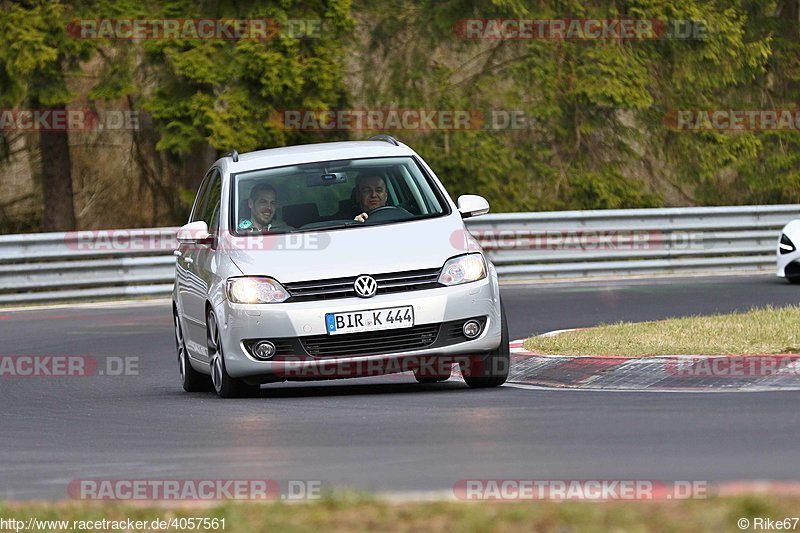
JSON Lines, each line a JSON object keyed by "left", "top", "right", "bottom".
{"left": 2, "top": 274, "right": 799, "bottom": 499}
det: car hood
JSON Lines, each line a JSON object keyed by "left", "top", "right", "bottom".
{"left": 225, "top": 215, "right": 478, "bottom": 282}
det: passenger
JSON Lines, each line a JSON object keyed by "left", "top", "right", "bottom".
{"left": 237, "top": 183, "right": 293, "bottom": 233}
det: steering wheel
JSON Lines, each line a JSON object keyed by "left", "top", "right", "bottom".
{"left": 368, "top": 206, "right": 397, "bottom": 215}
{"left": 363, "top": 205, "right": 413, "bottom": 223}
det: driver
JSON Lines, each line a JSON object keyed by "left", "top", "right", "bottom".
{"left": 353, "top": 173, "right": 388, "bottom": 222}
{"left": 238, "top": 183, "right": 293, "bottom": 233}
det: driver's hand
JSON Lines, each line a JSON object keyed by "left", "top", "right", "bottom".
{"left": 354, "top": 212, "right": 368, "bottom": 222}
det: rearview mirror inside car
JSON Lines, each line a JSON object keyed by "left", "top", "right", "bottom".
{"left": 307, "top": 172, "right": 347, "bottom": 186}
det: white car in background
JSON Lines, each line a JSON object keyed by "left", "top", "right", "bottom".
{"left": 777, "top": 220, "right": 800, "bottom": 283}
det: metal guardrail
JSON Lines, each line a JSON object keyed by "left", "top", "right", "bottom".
{"left": 469, "top": 204, "right": 798, "bottom": 279}
{"left": 0, "top": 205, "right": 796, "bottom": 304}
{"left": 0, "top": 229, "right": 178, "bottom": 305}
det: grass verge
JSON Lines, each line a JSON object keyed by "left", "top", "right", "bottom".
{"left": 523, "top": 305, "right": 800, "bottom": 357}
{"left": 1, "top": 495, "right": 799, "bottom": 532}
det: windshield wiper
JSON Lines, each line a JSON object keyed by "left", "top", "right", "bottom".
{"left": 293, "top": 221, "right": 360, "bottom": 233}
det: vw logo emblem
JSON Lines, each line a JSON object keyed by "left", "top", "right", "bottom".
{"left": 353, "top": 275, "right": 378, "bottom": 298}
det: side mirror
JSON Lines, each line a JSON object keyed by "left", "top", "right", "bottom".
{"left": 457, "top": 195, "right": 490, "bottom": 218}
{"left": 177, "top": 221, "right": 212, "bottom": 244}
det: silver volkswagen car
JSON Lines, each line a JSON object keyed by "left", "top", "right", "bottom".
{"left": 172, "top": 135, "right": 508, "bottom": 397}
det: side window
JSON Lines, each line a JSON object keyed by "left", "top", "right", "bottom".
{"left": 384, "top": 175, "right": 398, "bottom": 206}
{"left": 190, "top": 169, "right": 215, "bottom": 223}
{"left": 199, "top": 169, "right": 222, "bottom": 230}
{"left": 391, "top": 166, "right": 422, "bottom": 214}
{"left": 390, "top": 168, "right": 411, "bottom": 204}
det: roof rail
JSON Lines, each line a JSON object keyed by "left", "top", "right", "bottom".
{"left": 224, "top": 149, "right": 239, "bottom": 162}
{"left": 368, "top": 134, "right": 399, "bottom": 146}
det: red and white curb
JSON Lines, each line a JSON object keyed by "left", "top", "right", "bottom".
{"left": 502, "top": 334, "right": 800, "bottom": 392}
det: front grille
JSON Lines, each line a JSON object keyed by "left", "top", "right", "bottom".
{"left": 244, "top": 318, "right": 488, "bottom": 361}
{"left": 301, "top": 324, "right": 440, "bottom": 357}
{"left": 284, "top": 268, "right": 442, "bottom": 301}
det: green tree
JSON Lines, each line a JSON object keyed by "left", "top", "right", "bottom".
{"left": 350, "top": 0, "right": 773, "bottom": 211}
{"left": 122, "top": 0, "right": 353, "bottom": 219}
{"left": 143, "top": 1, "right": 353, "bottom": 155}
{"left": 0, "top": 1, "right": 96, "bottom": 230}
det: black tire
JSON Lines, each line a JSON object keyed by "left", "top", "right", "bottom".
{"left": 413, "top": 364, "right": 452, "bottom": 384}
{"left": 461, "top": 301, "right": 510, "bottom": 388}
{"left": 207, "top": 309, "right": 261, "bottom": 398}
{"left": 174, "top": 306, "right": 213, "bottom": 392}
{"left": 788, "top": 276, "right": 800, "bottom": 285}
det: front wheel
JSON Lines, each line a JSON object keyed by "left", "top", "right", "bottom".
{"left": 207, "top": 310, "right": 261, "bottom": 398}
{"left": 461, "top": 300, "right": 510, "bottom": 388}
{"left": 174, "top": 307, "right": 212, "bottom": 392}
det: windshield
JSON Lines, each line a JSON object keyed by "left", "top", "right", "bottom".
{"left": 231, "top": 156, "right": 447, "bottom": 235}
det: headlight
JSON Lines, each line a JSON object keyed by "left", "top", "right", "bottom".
{"left": 780, "top": 234, "right": 796, "bottom": 255}
{"left": 226, "top": 277, "right": 289, "bottom": 304}
{"left": 438, "top": 254, "right": 487, "bottom": 286}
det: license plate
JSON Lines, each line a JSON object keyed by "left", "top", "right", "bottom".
{"left": 325, "top": 306, "right": 414, "bottom": 335}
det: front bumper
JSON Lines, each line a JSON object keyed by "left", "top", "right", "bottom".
{"left": 777, "top": 247, "right": 800, "bottom": 277}
{"left": 777, "top": 231, "right": 800, "bottom": 277}
{"left": 216, "top": 273, "right": 502, "bottom": 379}
{"left": 778, "top": 257, "right": 800, "bottom": 279}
